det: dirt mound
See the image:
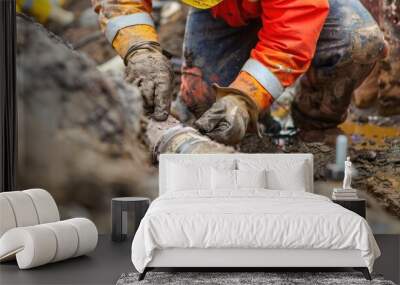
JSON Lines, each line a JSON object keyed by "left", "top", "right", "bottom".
{"left": 16, "top": 15, "right": 157, "bottom": 232}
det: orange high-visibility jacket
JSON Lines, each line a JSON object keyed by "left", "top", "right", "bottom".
{"left": 92, "top": 0, "right": 329, "bottom": 111}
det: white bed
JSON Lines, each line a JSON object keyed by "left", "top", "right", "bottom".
{"left": 131, "top": 154, "right": 380, "bottom": 280}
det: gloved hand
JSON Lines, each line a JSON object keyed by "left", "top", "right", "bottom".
{"left": 125, "top": 43, "right": 174, "bottom": 121}
{"left": 194, "top": 86, "right": 260, "bottom": 145}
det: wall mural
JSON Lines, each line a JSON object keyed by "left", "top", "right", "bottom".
{"left": 16, "top": 0, "right": 399, "bottom": 234}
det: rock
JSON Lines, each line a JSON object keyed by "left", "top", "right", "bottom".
{"left": 318, "top": 145, "right": 332, "bottom": 153}
{"left": 356, "top": 151, "right": 377, "bottom": 161}
{"left": 356, "top": 115, "right": 370, "bottom": 124}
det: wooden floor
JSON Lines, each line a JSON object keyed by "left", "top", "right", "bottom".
{"left": 0, "top": 235, "right": 398, "bottom": 285}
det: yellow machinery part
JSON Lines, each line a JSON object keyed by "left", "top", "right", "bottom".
{"left": 16, "top": 0, "right": 64, "bottom": 23}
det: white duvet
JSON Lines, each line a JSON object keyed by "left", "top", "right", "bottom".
{"left": 131, "top": 190, "right": 380, "bottom": 272}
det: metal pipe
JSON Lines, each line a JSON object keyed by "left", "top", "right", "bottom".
{"left": 145, "top": 117, "right": 235, "bottom": 163}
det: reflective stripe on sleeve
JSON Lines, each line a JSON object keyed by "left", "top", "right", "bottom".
{"left": 241, "top": 58, "right": 284, "bottom": 99}
{"left": 105, "top": 13, "right": 155, "bottom": 44}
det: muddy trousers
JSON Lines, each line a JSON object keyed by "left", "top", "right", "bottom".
{"left": 179, "top": 0, "right": 386, "bottom": 130}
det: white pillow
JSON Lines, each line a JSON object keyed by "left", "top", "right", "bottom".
{"left": 211, "top": 168, "right": 236, "bottom": 190}
{"left": 211, "top": 169, "right": 267, "bottom": 191}
{"left": 266, "top": 162, "right": 307, "bottom": 191}
{"left": 167, "top": 163, "right": 211, "bottom": 191}
{"left": 236, "top": 169, "right": 267, "bottom": 189}
{"left": 166, "top": 159, "right": 236, "bottom": 192}
{"left": 238, "top": 159, "right": 308, "bottom": 191}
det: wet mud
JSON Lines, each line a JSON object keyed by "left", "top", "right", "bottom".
{"left": 356, "top": 0, "right": 400, "bottom": 116}
{"left": 240, "top": 124, "right": 400, "bottom": 219}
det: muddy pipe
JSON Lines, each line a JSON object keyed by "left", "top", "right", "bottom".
{"left": 145, "top": 116, "right": 235, "bottom": 162}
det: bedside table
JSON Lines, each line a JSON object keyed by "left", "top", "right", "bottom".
{"left": 111, "top": 197, "right": 150, "bottom": 242}
{"left": 332, "top": 199, "right": 366, "bottom": 218}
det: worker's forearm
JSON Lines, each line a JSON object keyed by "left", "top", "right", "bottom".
{"left": 91, "top": 0, "right": 158, "bottom": 58}
{"left": 233, "top": 0, "right": 329, "bottom": 111}
{"left": 112, "top": 25, "right": 158, "bottom": 58}
{"left": 229, "top": 71, "right": 273, "bottom": 112}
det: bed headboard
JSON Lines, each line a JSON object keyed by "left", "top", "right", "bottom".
{"left": 159, "top": 153, "right": 314, "bottom": 195}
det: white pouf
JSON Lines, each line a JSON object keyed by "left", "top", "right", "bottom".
{"left": 42, "top": 221, "right": 79, "bottom": 262}
{"left": 23, "top": 188, "right": 60, "bottom": 223}
{"left": 0, "top": 225, "right": 57, "bottom": 268}
{"left": 0, "top": 189, "right": 98, "bottom": 269}
{"left": 0, "top": 218, "right": 98, "bottom": 269}
{"left": 1, "top": 191, "right": 39, "bottom": 227}
{"left": 0, "top": 189, "right": 60, "bottom": 236}
{"left": 0, "top": 196, "right": 17, "bottom": 237}
{"left": 65, "top": 218, "right": 98, "bottom": 257}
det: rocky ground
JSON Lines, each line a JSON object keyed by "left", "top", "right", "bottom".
{"left": 17, "top": 0, "right": 400, "bottom": 233}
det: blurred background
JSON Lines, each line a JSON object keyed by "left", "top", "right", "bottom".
{"left": 16, "top": 0, "right": 399, "bottom": 234}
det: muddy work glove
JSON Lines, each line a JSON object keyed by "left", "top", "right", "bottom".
{"left": 125, "top": 42, "right": 174, "bottom": 121}
{"left": 195, "top": 86, "right": 260, "bottom": 146}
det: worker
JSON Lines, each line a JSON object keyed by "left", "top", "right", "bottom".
{"left": 92, "top": 0, "right": 387, "bottom": 145}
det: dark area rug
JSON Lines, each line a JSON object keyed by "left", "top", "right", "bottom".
{"left": 116, "top": 272, "right": 395, "bottom": 285}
